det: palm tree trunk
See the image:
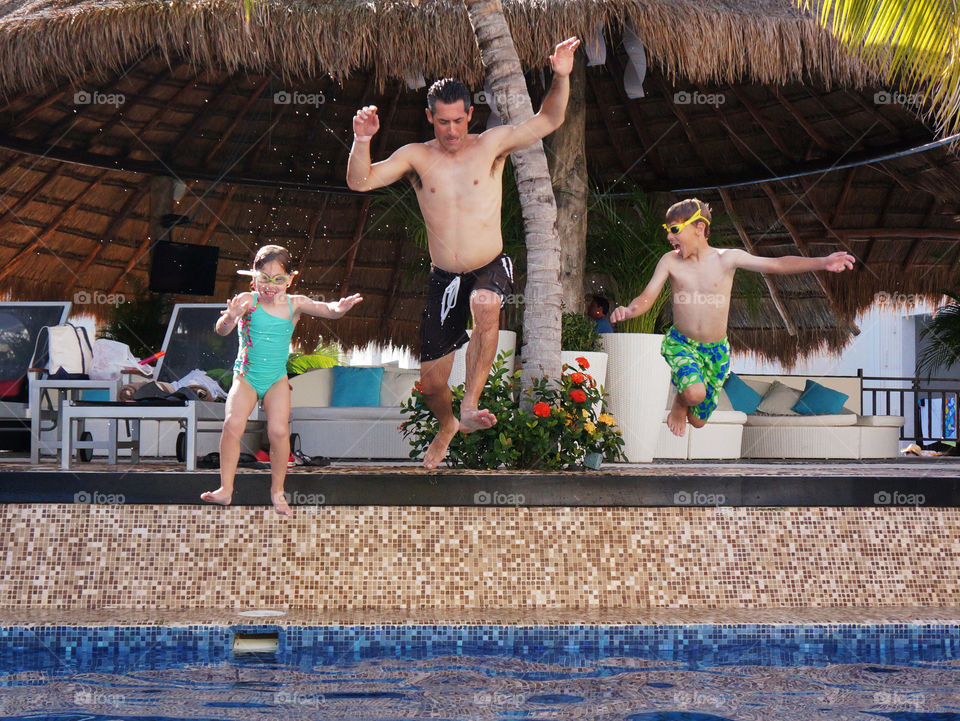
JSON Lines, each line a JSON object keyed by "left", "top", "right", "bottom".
{"left": 545, "top": 52, "right": 587, "bottom": 312}
{"left": 463, "top": 0, "right": 562, "bottom": 393}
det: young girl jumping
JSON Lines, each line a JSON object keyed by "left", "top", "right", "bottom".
{"left": 201, "top": 244, "right": 362, "bottom": 516}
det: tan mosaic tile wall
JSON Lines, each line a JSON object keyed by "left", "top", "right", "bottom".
{"left": 2, "top": 504, "right": 960, "bottom": 610}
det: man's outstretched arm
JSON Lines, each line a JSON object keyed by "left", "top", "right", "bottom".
{"left": 346, "top": 105, "right": 415, "bottom": 192}
{"left": 487, "top": 37, "right": 580, "bottom": 156}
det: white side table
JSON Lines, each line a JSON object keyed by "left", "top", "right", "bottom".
{"left": 29, "top": 379, "right": 121, "bottom": 463}
{"left": 60, "top": 400, "right": 198, "bottom": 471}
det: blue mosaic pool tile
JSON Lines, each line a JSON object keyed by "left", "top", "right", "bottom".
{"left": 3, "top": 623, "right": 960, "bottom": 674}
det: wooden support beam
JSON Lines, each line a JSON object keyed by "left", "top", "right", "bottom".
{"left": 831, "top": 168, "right": 857, "bottom": 227}
{"left": 173, "top": 77, "right": 236, "bottom": 150}
{"left": 337, "top": 196, "right": 372, "bottom": 298}
{"left": 137, "top": 70, "right": 203, "bottom": 140}
{"left": 586, "top": 74, "right": 632, "bottom": 173}
{"left": 771, "top": 88, "right": 832, "bottom": 153}
{"left": 603, "top": 54, "right": 667, "bottom": 177}
{"left": 243, "top": 102, "right": 291, "bottom": 172}
{"left": 718, "top": 188, "right": 798, "bottom": 336}
{"left": 761, "top": 182, "right": 858, "bottom": 334}
{"left": 295, "top": 195, "right": 329, "bottom": 285}
{"left": 0, "top": 167, "right": 61, "bottom": 230}
{"left": 379, "top": 237, "right": 408, "bottom": 334}
{"left": 108, "top": 233, "right": 154, "bottom": 294}
{"left": 195, "top": 186, "right": 237, "bottom": 245}
{"left": 63, "top": 184, "right": 150, "bottom": 293}
{"left": 204, "top": 75, "right": 272, "bottom": 165}
{"left": 0, "top": 172, "right": 106, "bottom": 283}
{"left": 728, "top": 86, "right": 799, "bottom": 161}
{"left": 6, "top": 70, "right": 97, "bottom": 127}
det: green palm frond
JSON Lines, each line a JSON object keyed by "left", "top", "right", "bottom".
{"left": 917, "top": 290, "right": 960, "bottom": 376}
{"left": 799, "top": 0, "right": 960, "bottom": 135}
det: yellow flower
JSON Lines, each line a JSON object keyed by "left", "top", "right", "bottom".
{"left": 581, "top": 409, "right": 589, "bottom": 419}
{"left": 598, "top": 413, "right": 616, "bottom": 426}
{"left": 585, "top": 421, "right": 596, "bottom": 434}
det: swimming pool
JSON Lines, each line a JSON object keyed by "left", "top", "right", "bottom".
{"left": 3, "top": 623, "right": 960, "bottom": 719}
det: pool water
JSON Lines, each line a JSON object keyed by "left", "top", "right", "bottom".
{"left": 2, "top": 624, "right": 960, "bottom": 720}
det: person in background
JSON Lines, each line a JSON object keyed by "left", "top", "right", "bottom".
{"left": 587, "top": 294, "right": 614, "bottom": 334}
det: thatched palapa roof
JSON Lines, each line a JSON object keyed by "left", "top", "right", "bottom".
{"left": 0, "top": 0, "right": 958, "bottom": 363}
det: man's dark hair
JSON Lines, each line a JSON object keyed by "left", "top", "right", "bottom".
{"left": 592, "top": 295, "right": 610, "bottom": 316}
{"left": 427, "top": 78, "right": 472, "bottom": 114}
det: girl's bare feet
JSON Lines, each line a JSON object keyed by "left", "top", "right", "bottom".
{"left": 271, "top": 491, "right": 292, "bottom": 517}
{"left": 201, "top": 487, "right": 232, "bottom": 505}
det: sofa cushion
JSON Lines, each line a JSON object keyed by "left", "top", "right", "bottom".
{"left": 290, "top": 367, "right": 333, "bottom": 408}
{"left": 792, "top": 379, "right": 849, "bottom": 415}
{"left": 858, "top": 415, "right": 906, "bottom": 427}
{"left": 745, "top": 412, "right": 857, "bottom": 427}
{"left": 290, "top": 405, "right": 404, "bottom": 421}
{"left": 380, "top": 367, "right": 420, "bottom": 407}
{"left": 331, "top": 366, "right": 384, "bottom": 407}
{"left": 723, "top": 372, "right": 763, "bottom": 414}
{"left": 755, "top": 380, "right": 801, "bottom": 415}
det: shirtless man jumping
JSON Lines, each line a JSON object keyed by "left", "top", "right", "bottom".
{"left": 347, "top": 37, "right": 580, "bottom": 469}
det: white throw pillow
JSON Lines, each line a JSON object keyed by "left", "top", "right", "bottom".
{"left": 755, "top": 380, "right": 801, "bottom": 415}
{"left": 380, "top": 367, "right": 421, "bottom": 407}
{"left": 290, "top": 367, "right": 334, "bottom": 407}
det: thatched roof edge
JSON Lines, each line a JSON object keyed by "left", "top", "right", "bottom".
{"left": 0, "top": 0, "right": 875, "bottom": 98}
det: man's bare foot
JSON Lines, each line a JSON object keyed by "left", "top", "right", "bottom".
{"left": 424, "top": 419, "right": 459, "bottom": 470}
{"left": 666, "top": 395, "right": 688, "bottom": 437}
{"left": 200, "top": 487, "right": 232, "bottom": 506}
{"left": 460, "top": 408, "right": 497, "bottom": 434}
{"left": 271, "top": 491, "right": 292, "bottom": 517}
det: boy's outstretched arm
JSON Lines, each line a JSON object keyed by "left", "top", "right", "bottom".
{"left": 295, "top": 293, "right": 364, "bottom": 319}
{"left": 610, "top": 253, "right": 672, "bottom": 323}
{"left": 729, "top": 248, "right": 855, "bottom": 274}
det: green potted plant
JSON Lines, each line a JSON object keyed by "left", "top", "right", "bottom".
{"left": 400, "top": 351, "right": 624, "bottom": 469}
{"left": 560, "top": 311, "right": 606, "bottom": 410}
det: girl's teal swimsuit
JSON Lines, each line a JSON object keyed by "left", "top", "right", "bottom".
{"left": 233, "top": 292, "right": 295, "bottom": 399}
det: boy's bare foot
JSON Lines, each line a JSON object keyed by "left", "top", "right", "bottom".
{"left": 200, "top": 487, "right": 232, "bottom": 506}
{"left": 460, "top": 408, "right": 497, "bottom": 434}
{"left": 424, "top": 419, "right": 459, "bottom": 470}
{"left": 667, "top": 395, "right": 688, "bottom": 437}
{"left": 271, "top": 491, "right": 292, "bottom": 517}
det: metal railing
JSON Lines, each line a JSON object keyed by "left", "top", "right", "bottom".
{"left": 860, "top": 371, "right": 958, "bottom": 445}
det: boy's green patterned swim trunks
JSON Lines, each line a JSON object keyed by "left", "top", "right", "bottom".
{"left": 660, "top": 327, "right": 731, "bottom": 421}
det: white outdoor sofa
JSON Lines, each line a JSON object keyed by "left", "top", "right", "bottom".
{"left": 290, "top": 333, "right": 516, "bottom": 460}
{"left": 654, "top": 390, "right": 748, "bottom": 460}
{"left": 737, "top": 374, "right": 904, "bottom": 459}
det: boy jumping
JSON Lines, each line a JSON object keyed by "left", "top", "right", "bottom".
{"left": 610, "top": 198, "right": 855, "bottom": 437}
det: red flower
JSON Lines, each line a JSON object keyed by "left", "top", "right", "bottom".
{"left": 569, "top": 389, "right": 587, "bottom": 403}
{"left": 570, "top": 372, "right": 585, "bottom": 385}
{"left": 575, "top": 357, "right": 590, "bottom": 369}
{"left": 533, "top": 401, "right": 552, "bottom": 417}
{"left": 414, "top": 381, "right": 423, "bottom": 393}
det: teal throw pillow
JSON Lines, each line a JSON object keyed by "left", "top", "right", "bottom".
{"left": 791, "top": 379, "right": 849, "bottom": 415}
{"left": 331, "top": 366, "right": 384, "bottom": 407}
{"left": 723, "top": 372, "right": 763, "bottom": 414}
